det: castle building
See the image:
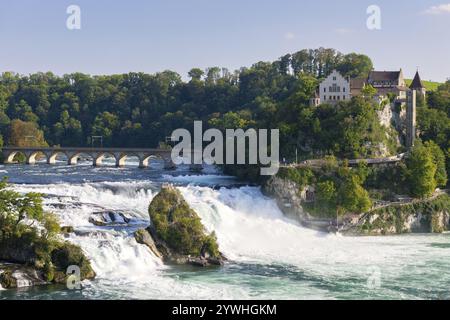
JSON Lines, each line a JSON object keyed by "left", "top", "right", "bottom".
{"left": 310, "top": 68, "right": 423, "bottom": 150}
{"left": 368, "top": 69, "right": 408, "bottom": 100}
{"left": 311, "top": 68, "right": 426, "bottom": 106}
{"left": 318, "top": 70, "right": 351, "bottom": 104}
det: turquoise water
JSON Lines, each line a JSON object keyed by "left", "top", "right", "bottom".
{"left": 1, "top": 162, "right": 450, "bottom": 300}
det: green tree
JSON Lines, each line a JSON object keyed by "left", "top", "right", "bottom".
{"left": 188, "top": 68, "right": 204, "bottom": 81}
{"left": 337, "top": 175, "right": 372, "bottom": 214}
{"left": 361, "top": 84, "right": 377, "bottom": 99}
{"left": 423, "top": 141, "right": 448, "bottom": 187}
{"left": 92, "top": 112, "right": 120, "bottom": 146}
{"left": 316, "top": 180, "right": 337, "bottom": 206}
{"left": 336, "top": 53, "right": 373, "bottom": 78}
{"left": 406, "top": 143, "right": 437, "bottom": 198}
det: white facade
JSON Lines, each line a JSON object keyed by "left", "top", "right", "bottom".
{"left": 319, "top": 70, "right": 351, "bottom": 104}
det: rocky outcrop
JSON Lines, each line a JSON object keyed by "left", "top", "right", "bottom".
{"left": 262, "top": 176, "right": 333, "bottom": 231}
{"left": 135, "top": 185, "right": 225, "bottom": 267}
{"left": 377, "top": 101, "right": 407, "bottom": 132}
{"left": 134, "top": 228, "right": 163, "bottom": 259}
{"left": 60, "top": 226, "right": 75, "bottom": 234}
{"left": 0, "top": 263, "right": 48, "bottom": 289}
{"left": 89, "top": 211, "right": 131, "bottom": 226}
{"left": 0, "top": 238, "right": 95, "bottom": 289}
{"left": 0, "top": 180, "right": 96, "bottom": 290}
{"left": 50, "top": 243, "right": 96, "bottom": 283}
{"left": 264, "top": 174, "right": 450, "bottom": 236}
{"left": 343, "top": 194, "right": 450, "bottom": 235}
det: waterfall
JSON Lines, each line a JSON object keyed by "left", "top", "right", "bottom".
{"left": 6, "top": 174, "right": 450, "bottom": 299}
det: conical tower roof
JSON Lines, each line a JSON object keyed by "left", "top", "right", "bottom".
{"left": 410, "top": 71, "right": 425, "bottom": 89}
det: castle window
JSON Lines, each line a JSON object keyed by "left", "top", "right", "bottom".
{"left": 333, "top": 77, "right": 336, "bottom": 81}
{"left": 343, "top": 87, "right": 346, "bottom": 92}
{"left": 324, "top": 88, "right": 326, "bottom": 93}
{"left": 332, "top": 83, "right": 339, "bottom": 93}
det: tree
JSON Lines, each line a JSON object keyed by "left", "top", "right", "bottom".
{"left": 361, "top": 84, "right": 377, "bottom": 99}
{"left": 406, "top": 143, "right": 437, "bottom": 198}
{"left": 418, "top": 106, "right": 450, "bottom": 148}
{"left": 209, "top": 111, "right": 252, "bottom": 130}
{"left": 188, "top": 68, "right": 204, "bottom": 81}
{"left": 0, "top": 178, "right": 45, "bottom": 240}
{"left": 52, "top": 110, "right": 83, "bottom": 146}
{"left": 205, "top": 67, "right": 221, "bottom": 86}
{"left": 7, "top": 119, "right": 48, "bottom": 147}
{"left": 336, "top": 53, "right": 373, "bottom": 78}
{"left": 92, "top": 112, "right": 120, "bottom": 146}
{"left": 337, "top": 175, "right": 372, "bottom": 214}
{"left": 316, "top": 180, "right": 337, "bottom": 204}
{"left": 423, "top": 141, "right": 447, "bottom": 187}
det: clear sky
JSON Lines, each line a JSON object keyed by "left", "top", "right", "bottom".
{"left": 0, "top": 0, "right": 449, "bottom": 81}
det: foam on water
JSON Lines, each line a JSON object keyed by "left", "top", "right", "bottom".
{"left": 4, "top": 176, "right": 450, "bottom": 299}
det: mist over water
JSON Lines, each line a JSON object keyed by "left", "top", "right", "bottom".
{"left": 1, "top": 162, "right": 450, "bottom": 300}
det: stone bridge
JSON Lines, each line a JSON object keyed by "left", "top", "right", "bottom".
{"left": 1, "top": 146, "right": 179, "bottom": 169}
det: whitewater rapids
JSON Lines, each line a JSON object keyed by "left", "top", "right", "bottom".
{"left": 1, "top": 164, "right": 450, "bottom": 299}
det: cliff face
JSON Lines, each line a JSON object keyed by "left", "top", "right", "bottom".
{"left": 263, "top": 175, "right": 450, "bottom": 236}
{"left": 375, "top": 102, "right": 405, "bottom": 157}
{"left": 343, "top": 194, "right": 450, "bottom": 235}
{"left": 262, "top": 176, "right": 334, "bottom": 231}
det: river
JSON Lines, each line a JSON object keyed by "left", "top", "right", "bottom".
{"left": 1, "top": 159, "right": 449, "bottom": 300}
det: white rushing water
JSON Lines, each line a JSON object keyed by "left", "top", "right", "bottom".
{"left": 2, "top": 165, "right": 450, "bottom": 300}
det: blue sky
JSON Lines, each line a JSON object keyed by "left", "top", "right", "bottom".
{"left": 0, "top": 0, "right": 449, "bottom": 81}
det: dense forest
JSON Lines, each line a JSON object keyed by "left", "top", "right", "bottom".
{"left": 0, "top": 48, "right": 448, "bottom": 173}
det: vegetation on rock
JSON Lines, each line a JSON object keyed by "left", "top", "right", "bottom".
{"left": 0, "top": 178, "right": 95, "bottom": 288}
{"left": 405, "top": 142, "right": 448, "bottom": 198}
{"left": 357, "top": 194, "right": 450, "bottom": 235}
{"left": 148, "top": 185, "right": 221, "bottom": 260}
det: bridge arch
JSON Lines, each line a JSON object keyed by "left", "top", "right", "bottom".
{"left": 46, "top": 151, "right": 68, "bottom": 165}
{"left": 4, "top": 151, "right": 27, "bottom": 164}
{"left": 93, "top": 152, "right": 117, "bottom": 167}
{"left": 26, "top": 151, "right": 44, "bottom": 165}
{"left": 138, "top": 154, "right": 152, "bottom": 168}
{"left": 67, "top": 152, "right": 94, "bottom": 165}
{"left": 115, "top": 153, "right": 140, "bottom": 167}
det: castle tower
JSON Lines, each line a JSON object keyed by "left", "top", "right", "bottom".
{"left": 409, "top": 71, "right": 426, "bottom": 98}
{"left": 309, "top": 89, "right": 321, "bottom": 107}
{"left": 406, "top": 89, "right": 417, "bottom": 150}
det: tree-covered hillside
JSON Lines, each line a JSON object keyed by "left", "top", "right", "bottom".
{"left": 0, "top": 48, "right": 371, "bottom": 151}
{"left": 0, "top": 47, "right": 448, "bottom": 175}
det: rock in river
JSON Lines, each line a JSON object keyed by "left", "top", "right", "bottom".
{"left": 89, "top": 211, "right": 131, "bottom": 227}
{"left": 136, "top": 184, "right": 225, "bottom": 267}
